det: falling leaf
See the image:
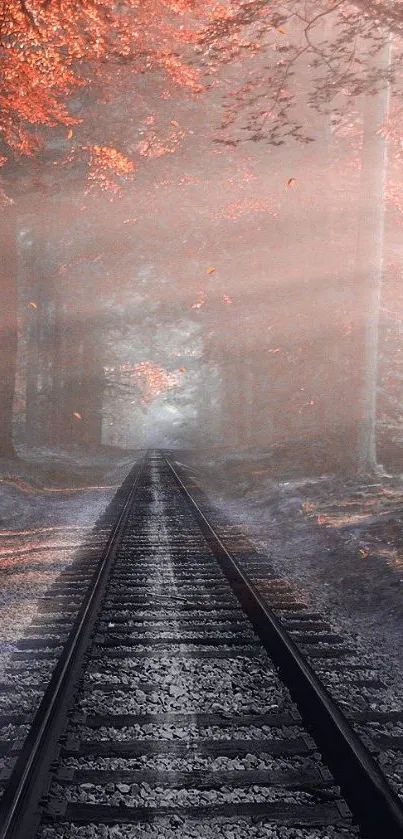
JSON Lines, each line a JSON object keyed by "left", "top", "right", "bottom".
{"left": 73, "top": 412, "right": 82, "bottom": 420}
{"left": 179, "top": 366, "right": 187, "bottom": 373}
{"left": 67, "top": 129, "right": 73, "bottom": 139}
{"left": 359, "top": 548, "right": 369, "bottom": 558}
{"left": 222, "top": 294, "right": 233, "bottom": 304}
{"left": 170, "top": 120, "right": 179, "bottom": 127}
{"left": 287, "top": 178, "right": 296, "bottom": 188}
{"left": 207, "top": 266, "right": 216, "bottom": 274}
{"left": 268, "top": 347, "right": 281, "bottom": 353}
{"left": 28, "top": 301, "right": 38, "bottom": 309}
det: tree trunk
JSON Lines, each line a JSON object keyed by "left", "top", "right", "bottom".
{"left": 0, "top": 205, "right": 18, "bottom": 457}
{"left": 352, "top": 34, "right": 392, "bottom": 474}
{"left": 79, "top": 329, "right": 104, "bottom": 447}
{"left": 24, "top": 211, "right": 57, "bottom": 448}
{"left": 24, "top": 196, "right": 105, "bottom": 451}
{"left": 53, "top": 309, "right": 104, "bottom": 448}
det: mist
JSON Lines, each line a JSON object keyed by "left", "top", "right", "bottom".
{"left": 0, "top": 2, "right": 399, "bottom": 483}
{"left": 2, "top": 7, "right": 403, "bottom": 827}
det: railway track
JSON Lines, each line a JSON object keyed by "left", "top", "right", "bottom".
{"left": 0, "top": 451, "right": 402, "bottom": 838}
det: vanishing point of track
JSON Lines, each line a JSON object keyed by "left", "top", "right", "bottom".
{"left": 0, "top": 450, "right": 403, "bottom": 839}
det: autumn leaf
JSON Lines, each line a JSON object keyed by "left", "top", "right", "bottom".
{"left": 287, "top": 178, "right": 296, "bottom": 188}
{"left": 67, "top": 129, "right": 73, "bottom": 139}
{"left": 179, "top": 366, "right": 187, "bottom": 372}
{"left": 359, "top": 548, "right": 369, "bottom": 559}
{"left": 207, "top": 266, "right": 216, "bottom": 274}
{"left": 170, "top": 120, "right": 179, "bottom": 127}
{"left": 28, "top": 301, "right": 38, "bottom": 309}
{"left": 73, "top": 412, "right": 82, "bottom": 420}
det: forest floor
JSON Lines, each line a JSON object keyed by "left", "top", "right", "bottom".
{"left": 1, "top": 445, "right": 403, "bottom": 698}
{"left": 0, "top": 446, "right": 137, "bottom": 679}
{"left": 0, "top": 445, "right": 138, "bottom": 529}
{"left": 179, "top": 449, "right": 403, "bottom": 698}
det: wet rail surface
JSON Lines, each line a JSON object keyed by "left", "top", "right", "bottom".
{"left": 0, "top": 452, "right": 402, "bottom": 839}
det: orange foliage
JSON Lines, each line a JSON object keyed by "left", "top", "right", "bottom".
{"left": 0, "top": 0, "right": 272, "bottom": 192}
{"left": 85, "top": 145, "right": 136, "bottom": 193}
{"left": 0, "top": 0, "right": 207, "bottom": 186}
{"left": 131, "top": 360, "right": 179, "bottom": 402}
{"left": 137, "top": 125, "right": 186, "bottom": 158}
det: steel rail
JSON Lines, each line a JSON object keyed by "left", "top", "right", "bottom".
{"left": 0, "top": 457, "right": 145, "bottom": 839}
{"left": 164, "top": 453, "right": 403, "bottom": 839}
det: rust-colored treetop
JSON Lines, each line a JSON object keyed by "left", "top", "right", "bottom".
{"left": 0, "top": 0, "right": 207, "bottom": 154}
{"left": 0, "top": 0, "right": 256, "bottom": 172}
{"left": 0, "top": 0, "right": 273, "bottom": 188}
{"left": 4, "top": 0, "right": 393, "bottom": 194}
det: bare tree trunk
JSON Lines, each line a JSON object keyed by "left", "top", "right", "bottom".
{"left": 80, "top": 330, "right": 104, "bottom": 447}
{"left": 24, "top": 211, "right": 57, "bottom": 448}
{"left": 0, "top": 205, "right": 18, "bottom": 457}
{"left": 53, "top": 310, "right": 104, "bottom": 448}
{"left": 353, "top": 34, "right": 392, "bottom": 474}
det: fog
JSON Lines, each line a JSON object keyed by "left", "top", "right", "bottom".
{"left": 1, "top": 1, "right": 402, "bottom": 478}
{"left": 2, "top": 4, "right": 403, "bottom": 803}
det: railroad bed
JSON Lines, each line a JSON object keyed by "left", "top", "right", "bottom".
{"left": 0, "top": 452, "right": 403, "bottom": 839}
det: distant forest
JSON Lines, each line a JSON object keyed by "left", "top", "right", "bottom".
{"left": 1, "top": 0, "right": 403, "bottom": 476}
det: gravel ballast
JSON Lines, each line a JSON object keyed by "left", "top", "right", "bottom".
{"left": 38, "top": 821, "right": 358, "bottom": 839}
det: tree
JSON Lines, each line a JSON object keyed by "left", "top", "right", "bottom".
{"left": 0, "top": 0, "right": 399, "bottom": 462}
{"left": 210, "top": 2, "right": 398, "bottom": 471}
{"left": 0, "top": 205, "right": 17, "bottom": 457}
{"left": 352, "top": 33, "right": 392, "bottom": 474}
{"left": 0, "top": 0, "right": 207, "bottom": 456}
